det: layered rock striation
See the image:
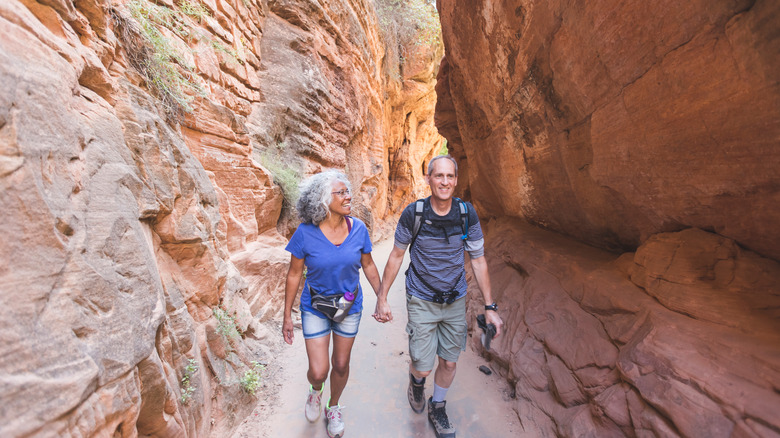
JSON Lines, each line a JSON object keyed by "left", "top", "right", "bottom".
{"left": 0, "top": 0, "right": 441, "bottom": 436}
{"left": 438, "top": 0, "right": 780, "bottom": 436}
{"left": 247, "top": 0, "right": 443, "bottom": 240}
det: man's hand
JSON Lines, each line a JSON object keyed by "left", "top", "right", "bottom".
{"left": 373, "top": 245, "right": 406, "bottom": 324}
{"left": 373, "top": 298, "right": 393, "bottom": 323}
{"left": 485, "top": 310, "right": 503, "bottom": 337}
{"left": 282, "top": 317, "right": 294, "bottom": 344}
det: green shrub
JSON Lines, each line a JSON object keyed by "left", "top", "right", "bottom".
{"left": 259, "top": 145, "right": 301, "bottom": 208}
{"left": 180, "top": 358, "right": 199, "bottom": 404}
{"left": 111, "top": 0, "right": 207, "bottom": 119}
{"left": 112, "top": 0, "right": 243, "bottom": 120}
{"left": 179, "top": 0, "right": 209, "bottom": 21}
{"left": 213, "top": 306, "right": 240, "bottom": 351}
{"left": 240, "top": 361, "right": 265, "bottom": 395}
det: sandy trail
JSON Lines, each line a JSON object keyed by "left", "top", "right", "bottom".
{"left": 232, "top": 239, "right": 524, "bottom": 438}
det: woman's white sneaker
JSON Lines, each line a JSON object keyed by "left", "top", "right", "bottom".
{"left": 325, "top": 401, "right": 345, "bottom": 438}
{"left": 304, "top": 385, "right": 323, "bottom": 422}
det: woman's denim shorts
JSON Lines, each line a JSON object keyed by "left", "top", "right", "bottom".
{"left": 301, "top": 310, "right": 362, "bottom": 339}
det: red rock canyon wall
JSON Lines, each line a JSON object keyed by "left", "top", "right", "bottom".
{"left": 0, "top": 0, "right": 440, "bottom": 436}
{"left": 437, "top": 0, "right": 780, "bottom": 436}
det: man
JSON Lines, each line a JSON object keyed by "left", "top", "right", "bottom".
{"left": 373, "top": 155, "right": 503, "bottom": 438}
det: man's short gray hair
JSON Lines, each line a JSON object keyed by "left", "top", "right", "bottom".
{"left": 296, "top": 170, "right": 352, "bottom": 225}
{"left": 427, "top": 155, "right": 458, "bottom": 176}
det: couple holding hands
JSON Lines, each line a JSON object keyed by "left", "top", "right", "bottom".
{"left": 282, "top": 156, "right": 503, "bottom": 438}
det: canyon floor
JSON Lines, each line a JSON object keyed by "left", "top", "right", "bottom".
{"left": 231, "top": 239, "right": 524, "bottom": 438}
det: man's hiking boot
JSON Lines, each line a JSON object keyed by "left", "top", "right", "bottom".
{"left": 304, "top": 385, "right": 323, "bottom": 422}
{"left": 407, "top": 373, "right": 426, "bottom": 413}
{"left": 325, "top": 401, "right": 345, "bottom": 438}
{"left": 427, "top": 396, "right": 456, "bottom": 438}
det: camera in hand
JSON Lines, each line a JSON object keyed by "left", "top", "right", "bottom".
{"left": 476, "top": 314, "right": 497, "bottom": 350}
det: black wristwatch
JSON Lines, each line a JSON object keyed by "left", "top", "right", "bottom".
{"left": 485, "top": 302, "right": 498, "bottom": 312}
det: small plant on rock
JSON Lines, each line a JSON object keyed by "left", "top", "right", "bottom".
{"left": 259, "top": 145, "right": 302, "bottom": 209}
{"left": 112, "top": 0, "right": 242, "bottom": 120}
{"left": 111, "top": 0, "right": 206, "bottom": 119}
{"left": 214, "top": 306, "right": 241, "bottom": 351}
{"left": 179, "top": 0, "right": 209, "bottom": 21}
{"left": 180, "top": 358, "right": 199, "bottom": 404}
{"left": 240, "top": 361, "right": 265, "bottom": 395}
{"left": 211, "top": 38, "right": 244, "bottom": 65}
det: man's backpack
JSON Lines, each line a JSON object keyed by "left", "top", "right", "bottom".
{"left": 405, "top": 197, "right": 470, "bottom": 304}
{"left": 409, "top": 197, "right": 469, "bottom": 250}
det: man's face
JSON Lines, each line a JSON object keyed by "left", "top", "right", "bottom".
{"left": 426, "top": 159, "right": 458, "bottom": 202}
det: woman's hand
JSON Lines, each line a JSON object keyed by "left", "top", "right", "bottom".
{"left": 282, "top": 316, "right": 294, "bottom": 344}
{"left": 283, "top": 254, "right": 304, "bottom": 345}
{"left": 373, "top": 298, "right": 393, "bottom": 323}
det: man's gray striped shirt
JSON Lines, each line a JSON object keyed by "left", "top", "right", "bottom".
{"left": 394, "top": 198, "right": 484, "bottom": 302}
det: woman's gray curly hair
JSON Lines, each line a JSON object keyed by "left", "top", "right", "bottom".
{"left": 296, "top": 170, "right": 352, "bottom": 225}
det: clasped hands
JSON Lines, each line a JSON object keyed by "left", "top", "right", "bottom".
{"left": 372, "top": 298, "right": 393, "bottom": 323}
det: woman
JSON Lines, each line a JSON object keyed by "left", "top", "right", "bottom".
{"left": 282, "top": 170, "right": 381, "bottom": 438}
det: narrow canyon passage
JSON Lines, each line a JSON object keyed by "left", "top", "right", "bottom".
{"left": 2, "top": 0, "right": 779, "bottom": 437}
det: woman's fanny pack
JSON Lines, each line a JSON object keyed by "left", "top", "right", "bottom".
{"left": 309, "top": 284, "right": 358, "bottom": 323}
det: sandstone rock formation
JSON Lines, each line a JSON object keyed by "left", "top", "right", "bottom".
{"left": 383, "top": 41, "right": 446, "bottom": 221}
{"left": 439, "top": 0, "right": 780, "bottom": 436}
{"left": 467, "top": 221, "right": 780, "bottom": 437}
{"left": 437, "top": 0, "right": 780, "bottom": 260}
{"left": 248, "top": 0, "right": 443, "bottom": 240}
{"left": 0, "top": 0, "right": 441, "bottom": 436}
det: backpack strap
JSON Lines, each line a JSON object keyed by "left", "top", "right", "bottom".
{"left": 408, "top": 260, "right": 462, "bottom": 304}
{"left": 409, "top": 199, "right": 425, "bottom": 250}
{"left": 410, "top": 197, "right": 469, "bottom": 247}
{"left": 454, "top": 197, "right": 469, "bottom": 240}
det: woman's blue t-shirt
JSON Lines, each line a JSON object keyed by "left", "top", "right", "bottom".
{"left": 285, "top": 217, "right": 372, "bottom": 318}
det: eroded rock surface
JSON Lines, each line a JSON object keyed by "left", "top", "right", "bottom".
{"left": 248, "top": 0, "right": 443, "bottom": 239}
{"left": 437, "top": 0, "right": 780, "bottom": 260}
{"left": 467, "top": 220, "right": 780, "bottom": 437}
{"left": 0, "top": 0, "right": 440, "bottom": 436}
{"left": 439, "top": 1, "right": 780, "bottom": 436}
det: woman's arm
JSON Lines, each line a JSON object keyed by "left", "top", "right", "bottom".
{"left": 283, "top": 254, "right": 305, "bottom": 345}
{"left": 361, "top": 252, "right": 382, "bottom": 296}
{"left": 373, "top": 245, "right": 406, "bottom": 322}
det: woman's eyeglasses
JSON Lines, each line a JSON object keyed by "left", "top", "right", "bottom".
{"left": 332, "top": 189, "right": 350, "bottom": 197}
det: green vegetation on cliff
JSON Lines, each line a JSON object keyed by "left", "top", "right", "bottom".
{"left": 260, "top": 144, "right": 302, "bottom": 210}
{"left": 374, "top": 0, "right": 442, "bottom": 79}
{"left": 111, "top": 0, "right": 243, "bottom": 120}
